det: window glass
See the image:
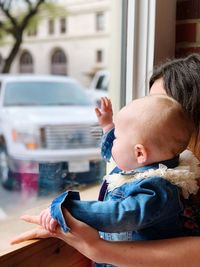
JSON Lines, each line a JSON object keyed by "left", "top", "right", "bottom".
{"left": 51, "top": 49, "right": 67, "bottom": 75}
{"left": 48, "top": 19, "right": 55, "bottom": 35}
{"left": 19, "top": 51, "right": 34, "bottom": 73}
{"left": 96, "top": 49, "right": 103, "bottom": 63}
{"left": 96, "top": 12, "right": 105, "bottom": 31}
{"left": 0, "top": 54, "right": 3, "bottom": 73}
{"left": 4, "top": 81, "right": 91, "bottom": 106}
{"left": 0, "top": 0, "right": 122, "bottom": 250}
{"left": 60, "top": 17, "right": 67, "bottom": 33}
{"left": 27, "top": 26, "right": 37, "bottom": 36}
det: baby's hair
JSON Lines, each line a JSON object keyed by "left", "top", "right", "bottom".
{"left": 136, "top": 95, "right": 193, "bottom": 156}
{"left": 149, "top": 53, "right": 200, "bottom": 132}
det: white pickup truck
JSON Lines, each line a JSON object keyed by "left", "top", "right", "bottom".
{"left": 0, "top": 75, "right": 103, "bottom": 190}
{"left": 86, "top": 70, "right": 109, "bottom": 106}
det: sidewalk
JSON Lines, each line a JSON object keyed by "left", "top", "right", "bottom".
{"left": 0, "top": 184, "right": 99, "bottom": 255}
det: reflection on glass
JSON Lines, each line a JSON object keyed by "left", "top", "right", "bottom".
{"left": 4, "top": 81, "right": 91, "bottom": 106}
{"left": 0, "top": 0, "right": 111, "bottom": 249}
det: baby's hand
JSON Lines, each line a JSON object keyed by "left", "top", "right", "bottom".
{"left": 95, "top": 97, "right": 114, "bottom": 133}
{"left": 39, "top": 208, "right": 58, "bottom": 233}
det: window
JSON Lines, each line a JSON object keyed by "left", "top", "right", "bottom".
{"left": 60, "top": 17, "right": 67, "bottom": 33}
{"left": 27, "top": 26, "right": 37, "bottom": 37}
{"left": 48, "top": 19, "right": 54, "bottom": 35}
{"left": 19, "top": 51, "right": 34, "bottom": 73}
{"left": 0, "top": 0, "right": 123, "bottom": 251}
{"left": 0, "top": 0, "right": 178, "bottom": 258}
{"left": 96, "top": 50, "right": 103, "bottom": 63}
{"left": 51, "top": 49, "right": 67, "bottom": 75}
{"left": 96, "top": 12, "right": 105, "bottom": 31}
{"left": 0, "top": 53, "right": 3, "bottom": 72}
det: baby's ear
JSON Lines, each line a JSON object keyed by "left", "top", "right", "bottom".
{"left": 134, "top": 144, "right": 147, "bottom": 164}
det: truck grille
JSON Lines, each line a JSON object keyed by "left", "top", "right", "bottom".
{"left": 40, "top": 124, "right": 102, "bottom": 149}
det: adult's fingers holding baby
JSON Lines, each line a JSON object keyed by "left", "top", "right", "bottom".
{"left": 20, "top": 214, "right": 40, "bottom": 225}
{"left": 62, "top": 209, "right": 100, "bottom": 244}
{"left": 10, "top": 226, "right": 53, "bottom": 245}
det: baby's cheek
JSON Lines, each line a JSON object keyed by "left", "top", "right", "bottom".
{"left": 112, "top": 144, "right": 122, "bottom": 163}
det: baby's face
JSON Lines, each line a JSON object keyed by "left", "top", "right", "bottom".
{"left": 111, "top": 94, "right": 175, "bottom": 171}
{"left": 112, "top": 129, "right": 136, "bottom": 171}
{"left": 111, "top": 103, "right": 141, "bottom": 171}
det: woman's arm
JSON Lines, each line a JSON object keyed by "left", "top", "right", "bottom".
{"left": 11, "top": 210, "right": 200, "bottom": 267}
{"left": 61, "top": 209, "right": 200, "bottom": 267}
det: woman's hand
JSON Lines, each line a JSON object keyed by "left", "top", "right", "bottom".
{"left": 11, "top": 211, "right": 200, "bottom": 267}
{"left": 10, "top": 214, "right": 61, "bottom": 244}
{"left": 10, "top": 210, "right": 102, "bottom": 262}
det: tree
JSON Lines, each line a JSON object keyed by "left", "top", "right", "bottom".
{"left": 0, "top": 0, "right": 65, "bottom": 73}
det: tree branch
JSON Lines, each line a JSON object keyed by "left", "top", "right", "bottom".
{"left": 24, "top": 0, "right": 33, "bottom": 12}
{"left": 21, "top": 0, "right": 45, "bottom": 30}
{"left": 0, "top": 1, "right": 17, "bottom": 27}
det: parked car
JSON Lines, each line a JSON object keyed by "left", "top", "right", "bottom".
{"left": 86, "top": 70, "right": 109, "bottom": 106}
{"left": 0, "top": 75, "right": 104, "bottom": 192}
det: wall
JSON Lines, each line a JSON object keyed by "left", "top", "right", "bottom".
{"left": 176, "top": 0, "right": 200, "bottom": 57}
{"left": 154, "top": 0, "right": 177, "bottom": 65}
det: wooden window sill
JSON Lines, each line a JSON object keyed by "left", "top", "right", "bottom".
{"left": 0, "top": 238, "right": 91, "bottom": 267}
{"left": 0, "top": 184, "right": 99, "bottom": 266}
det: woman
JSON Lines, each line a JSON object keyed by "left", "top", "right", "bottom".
{"left": 11, "top": 53, "right": 200, "bottom": 267}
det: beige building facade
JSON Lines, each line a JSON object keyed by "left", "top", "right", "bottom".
{"left": 0, "top": 0, "right": 111, "bottom": 87}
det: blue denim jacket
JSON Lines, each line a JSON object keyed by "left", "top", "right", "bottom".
{"left": 51, "top": 156, "right": 187, "bottom": 267}
{"left": 51, "top": 156, "right": 188, "bottom": 240}
{"left": 45, "top": 129, "right": 199, "bottom": 267}
{"left": 101, "top": 128, "right": 115, "bottom": 161}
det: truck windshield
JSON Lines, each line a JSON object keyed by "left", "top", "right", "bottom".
{"left": 3, "top": 81, "right": 91, "bottom": 106}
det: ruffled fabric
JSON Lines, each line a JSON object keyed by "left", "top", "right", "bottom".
{"left": 107, "top": 150, "right": 200, "bottom": 199}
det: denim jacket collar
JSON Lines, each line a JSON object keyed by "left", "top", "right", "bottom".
{"left": 121, "top": 155, "right": 180, "bottom": 176}
{"left": 98, "top": 155, "right": 180, "bottom": 201}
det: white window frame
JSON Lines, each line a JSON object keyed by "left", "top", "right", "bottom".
{"left": 125, "top": 0, "right": 156, "bottom": 103}
{"left": 109, "top": 0, "right": 156, "bottom": 111}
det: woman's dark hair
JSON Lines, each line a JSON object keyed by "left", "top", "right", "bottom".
{"left": 149, "top": 53, "right": 200, "bottom": 131}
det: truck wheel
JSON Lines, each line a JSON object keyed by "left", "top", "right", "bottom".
{"left": 0, "top": 146, "right": 14, "bottom": 190}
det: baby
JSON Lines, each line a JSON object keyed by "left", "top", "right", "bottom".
{"left": 39, "top": 95, "right": 200, "bottom": 266}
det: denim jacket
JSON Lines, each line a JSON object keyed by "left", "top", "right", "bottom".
{"left": 51, "top": 156, "right": 189, "bottom": 267}
{"left": 50, "top": 155, "right": 189, "bottom": 239}
{"left": 43, "top": 129, "right": 200, "bottom": 267}
{"left": 101, "top": 128, "right": 115, "bottom": 161}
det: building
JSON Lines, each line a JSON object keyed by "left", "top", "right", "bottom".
{"left": 0, "top": 0, "right": 111, "bottom": 87}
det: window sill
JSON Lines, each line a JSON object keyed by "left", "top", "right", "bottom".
{"left": 0, "top": 184, "right": 99, "bottom": 266}
{"left": 0, "top": 238, "right": 92, "bottom": 267}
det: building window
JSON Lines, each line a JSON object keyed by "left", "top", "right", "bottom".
{"left": 48, "top": 19, "right": 54, "bottom": 35}
{"left": 27, "top": 26, "right": 37, "bottom": 37}
{"left": 51, "top": 49, "right": 67, "bottom": 75}
{"left": 96, "top": 50, "right": 103, "bottom": 63}
{"left": 0, "top": 53, "right": 3, "bottom": 72}
{"left": 19, "top": 51, "right": 34, "bottom": 73}
{"left": 60, "top": 17, "right": 67, "bottom": 33}
{"left": 96, "top": 12, "right": 105, "bottom": 31}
